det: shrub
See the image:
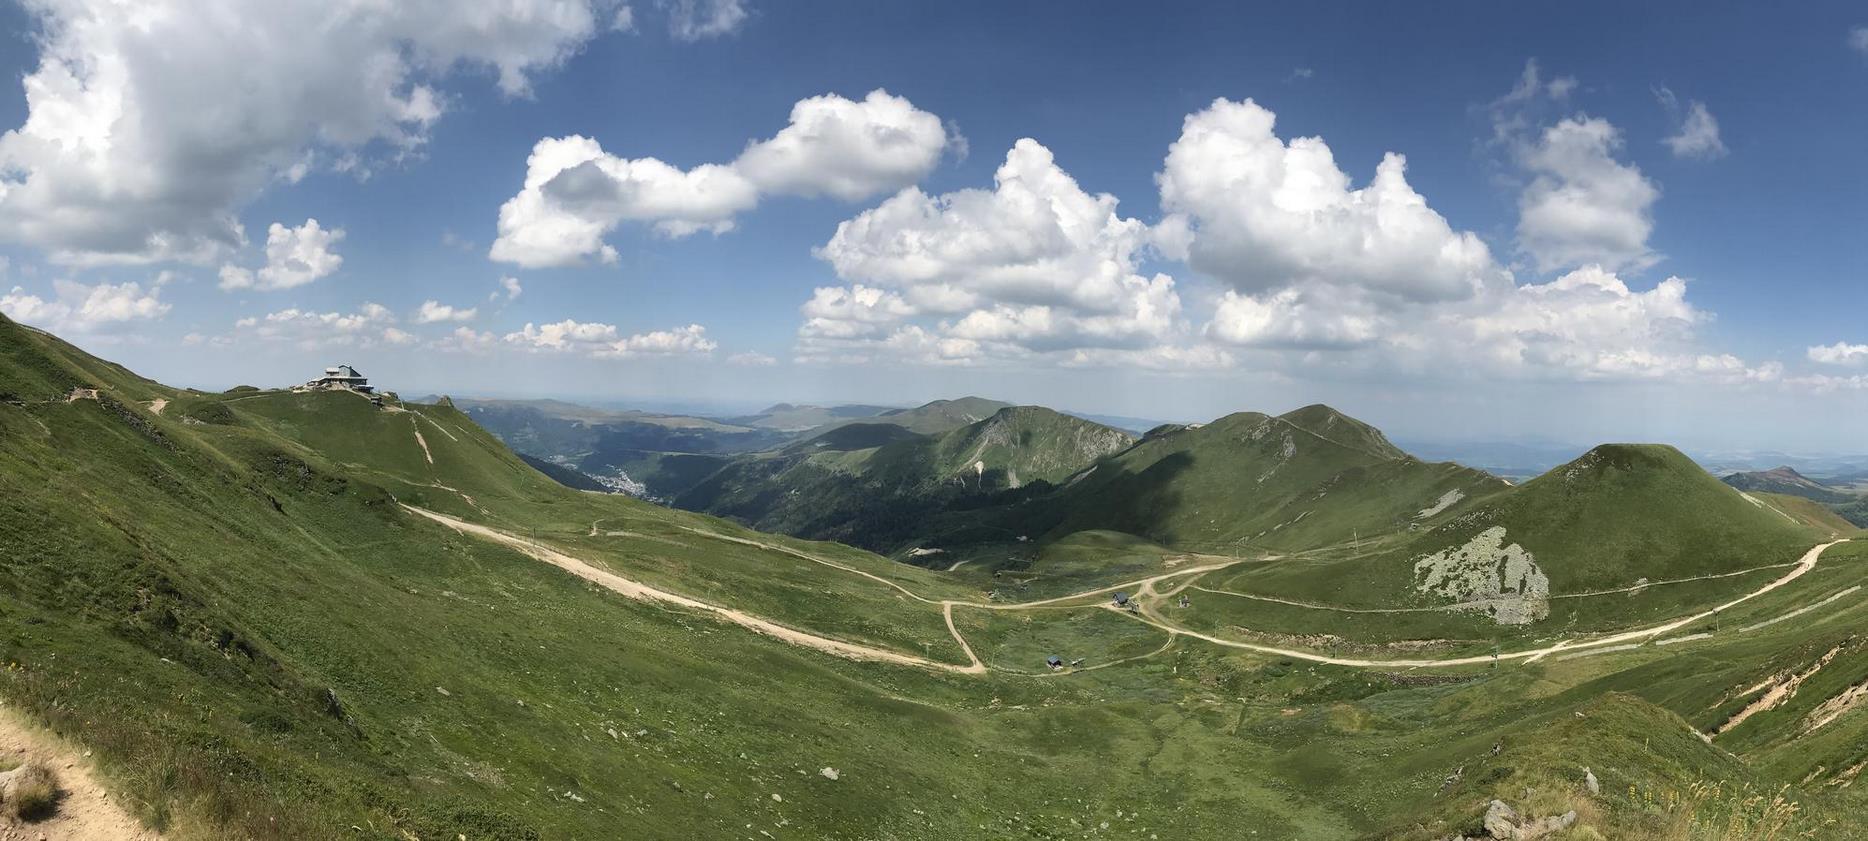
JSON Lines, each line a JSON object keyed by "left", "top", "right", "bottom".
{"left": 4, "top": 761, "right": 59, "bottom": 820}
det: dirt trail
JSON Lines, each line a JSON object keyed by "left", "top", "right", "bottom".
{"left": 144, "top": 398, "right": 167, "bottom": 416}
{"left": 1191, "top": 560, "right": 1799, "bottom": 613}
{"left": 1118, "top": 539, "right": 1850, "bottom": 669}
{"left": 411, "top": 505, "right": 1848, "bottom": 676}
{"left": 408, "top": 505, "right": 986, "bottom": 674}
{"left": 676, "top": 526, "right": 946, "bottom": 605}
{"left": 409, "top": 417, "right": 434, "bottom": 465}
{"left": 0, "top": 706, "right": 160, "bottom": 840}
{"left": 414, "top": 412, "right": 460, "bottom": 442}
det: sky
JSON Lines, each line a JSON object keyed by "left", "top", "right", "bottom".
{"left": 2, "top": 1, "right": 1867, "bottom": 450}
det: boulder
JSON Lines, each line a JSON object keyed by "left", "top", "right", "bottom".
{"left": 1482, "top": 800, "right": 1578, "bottom": 840}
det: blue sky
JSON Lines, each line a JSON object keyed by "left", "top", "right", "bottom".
{"left": 2, "top": 1, "right": 1866, "bottom": 449}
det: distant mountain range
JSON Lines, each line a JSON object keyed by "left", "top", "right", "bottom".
{"left": 1722, "top": 466, "right": 1868, "bottom": 527}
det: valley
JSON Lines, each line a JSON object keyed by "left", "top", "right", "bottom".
{"left": 3, "top": 312, "right": 1868, "bottom": 840}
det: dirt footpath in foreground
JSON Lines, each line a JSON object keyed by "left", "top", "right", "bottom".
{"left": 0, "top": 705, "right": 160, "bottom": 841}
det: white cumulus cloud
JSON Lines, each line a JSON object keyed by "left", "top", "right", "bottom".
{"left": 1809, "top": 342, "right": 1868, "bottom": 366}
{"left": 218, "top": 219, "right": 346, "bottom": 291}
{"left": 1514, "top": 116, "right": 1660, "bottom": 274}
{"left": 1157, "top": 97, "right": 1503, "bottom": 303}
{"left": 804, "top": 138, "right": 1202, "bottom": 366}
{"left": 733, "top": 90, "right": 955, "bottom": 201}
{"left": 1490, "top": 64, "right": 1660, "bottom": 275}
{"left": 0, "top": 279, "right": 170, "bottom": 333}
{"left": 233, "top": 302, "right": 406, "bottom": 348}
{"left": 415, "top": 300, "right": 479, "bottom": 323}
{"left": 503, "top": 319, "right": 717, "bottom": 357}
{"left": 491, "top": 89, "right": 955, "bottom": 267}
{"left": 0, "top": 0, "right": 620, "bottom": 266}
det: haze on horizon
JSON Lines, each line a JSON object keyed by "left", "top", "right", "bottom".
{"left": 1, "top": 1, "right": 1866, "bottom": 451}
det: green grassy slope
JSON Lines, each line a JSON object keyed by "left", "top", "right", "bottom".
{"left": 867, "top": 396, "right": 1014, "bottom": 434}
{"left": 1434, "top": 444, "right": 1822, "bottom": 590}
{"left": 674, "top": 405, "right": 1135, "bottom": 551}
{"left": 8, "top": 315, "right": 1868, "bottom": 840}
{"left": 1224, "top": 445, "right": 1831, "bottom": 633}
{"left": 994, "top": 406, "right": 1507, "bottom": 553}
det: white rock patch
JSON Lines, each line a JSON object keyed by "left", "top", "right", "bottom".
{"left": 1415, "top": 489, "right": 1465, "bottom": 519}
{"left": 1412, "top": 526, "right": 1550, "bottom": 625}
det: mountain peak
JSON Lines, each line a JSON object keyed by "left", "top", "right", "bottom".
{"left": 1275, "top": 404, "right": 1405, "bottom": 460}
{"left": 1568, "top": 443, "right": 1697, "bottom": 472}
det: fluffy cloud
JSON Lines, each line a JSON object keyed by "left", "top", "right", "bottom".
{"left": 217, "top": 220, "right": 346, "bottom": 291}
{"left": 498, "top": 276, "right": 524, "bottom": 300}
{"left": 415, "top": 300, "right": 479, "bottom": 323}
{"left": 503, "top": 319, "right": 717, "bottom": 357}
{"left": 0, "top": 1, "right": 623, "bottom": 266}
{"left": 0, "top": 279, "right": 170, "bottom": 333}
{"left": 1514, "top": 117, "right": 1660, "bottom": 274}
{"left": 798, "top": 285, "right": 916, "bottom": 340}
{"left": 491, "top": 89, "right": 954, "bottom": 267}
{"left": 434, "top": 326, "right": 500, "bottom": 354}
{"left": 1809, "top": 342, "right": 1868, "bottom": 366}
{"left": 1157, "top": 91, "right": 1715, "bottom": 381}
{"left": 1208, "top": 287, "right": 1382, "bottom": 349}
{"left": 733, "top": 91, "right": 954, "bottom": 201}
{"left": 1488, "top": 64, "right": 1661, "bottom": 275}
{"left": 1851, "top": 26, "right": 1868, "bottom": 54}
{"left": 233, "top": 302, "right": 407, "bottom": 347}
{"left": 803, "top": 139, "right": 1202, "bottom": 365}
{"left": 1451, "top": 266, "right": 1707, "bottom": 379}
{"left": 1203, "top": 264, "right": 1763, "bottom": 383}
{"left": 1661, "top": 98, "right": 1727, "bottom": 161}
{"left": 1157, "top": 98, "right": 1503, "bottom": 303}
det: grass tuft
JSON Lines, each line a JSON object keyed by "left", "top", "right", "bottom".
{"left": 3, "top": 761, "right": 59, "bottom": 821}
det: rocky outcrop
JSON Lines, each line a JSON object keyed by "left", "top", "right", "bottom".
{"left": 1413, "top": 526, "right": 1551, "bottom": 625}
{"left": 1438, "top": 800, "right": 1578, "bottom": 841}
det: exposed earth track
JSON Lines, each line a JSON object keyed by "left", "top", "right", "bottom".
{"left": 0, "top": 705, "right": 161, "bottom": 840}
{"left": 408, "top": 505, "right": 987, "bottom": 674}
{"left": 407, "top": 505, "right": 1848, "bottom": 676}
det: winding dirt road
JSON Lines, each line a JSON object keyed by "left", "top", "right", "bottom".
{"left": 407, "top": 505, "right": 987, "bottom": 674}
{"left": 1117, "top": 539, "right": 1850, "bottom": 669}
{"left": 407, "top": 504, "right": 1849, "bottom": 676}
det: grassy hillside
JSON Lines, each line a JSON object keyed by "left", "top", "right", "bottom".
{"left": 7, "top": 315, "right": 1868, "bottom": 840}
{"left": 991, "top": 406, "right": 1506, "bottom": 554}
{"left": 868, "top": 396, "right": 1014, "bottom": 434}
{"left": 1217, "top": 445, "right": 1833, "bottom": 640}
{"left": 674, "top": 405, "right": 1134, "bottom": 551}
